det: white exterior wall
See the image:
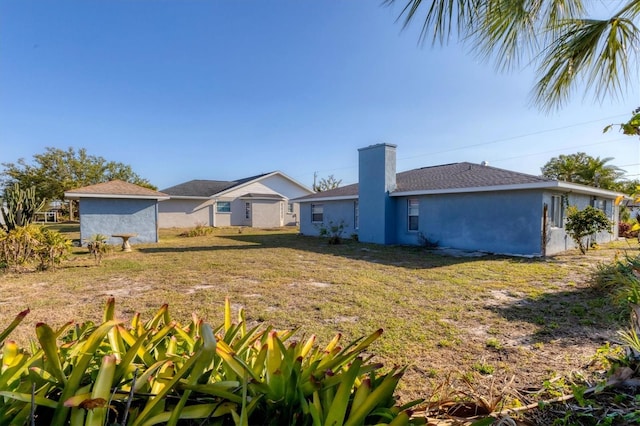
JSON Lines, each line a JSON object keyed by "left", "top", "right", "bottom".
{"left": 158, "top": 199, "right": 214, "bottom": 228}
{"left": 159, "top": 173, "right": 312, "bottom": 229}
{"left": 249, "top": 200, "right": 282, "bottom": 228}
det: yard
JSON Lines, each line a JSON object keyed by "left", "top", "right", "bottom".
{"left": 0, "top": 225, "right": 632, "bottom": 412}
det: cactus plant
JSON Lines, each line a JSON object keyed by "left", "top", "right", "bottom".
{"left": 0, "top": 183, "right": 46, "bottom": 232}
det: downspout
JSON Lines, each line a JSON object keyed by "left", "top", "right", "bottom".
{"left": 541, "top": 204, "right": 548, "bottom": 257}
{"left": 212, "top": 199, "right": 216, "bottom": 227}
{"left": 155, "top": 202, "right": 159, "bottom": 242}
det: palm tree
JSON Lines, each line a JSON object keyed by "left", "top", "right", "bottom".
{"left": 385, "top": 0, "right": 640, "bottom": 110}
{"left": 579, "top": 155, "right": 625, "bottom": 189}
{"left": 541, "top": 152, "right": 624, "bottom": 189}
{"left": 541, "top": 152, "right": 589, "bottom": 182}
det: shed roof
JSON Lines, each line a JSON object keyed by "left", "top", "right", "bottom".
{"left": 64, "top": 180, "right": 169, "bottom": 200}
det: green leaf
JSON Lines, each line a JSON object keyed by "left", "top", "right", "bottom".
{"left": 35, "top": 323, "right": 67, "bottom": 386}
{"left": 323, "top": 357, "right": 363, "bottom": 426}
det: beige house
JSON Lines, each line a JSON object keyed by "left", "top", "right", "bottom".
{"left": 158, "top": 171, "right": 314, "bottom": 228}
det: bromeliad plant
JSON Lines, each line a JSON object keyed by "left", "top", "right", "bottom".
{"left": 0, "top": 298, "right": 424, "bottom": 425}
{"left": 0, "top": 225, "right": 72, "bottom": 271}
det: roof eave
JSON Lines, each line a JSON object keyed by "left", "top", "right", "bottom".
{"left": 165, "top": 195, "right": 213, "bottom": 200}
{"left": 295, "top": 195, "right": 358, "bottom": 202}
{"left": 391, "top": 181, "right": 624, "bottom": 197}
{"left": 65, "top": 193, "right": 170, "bottom": 201}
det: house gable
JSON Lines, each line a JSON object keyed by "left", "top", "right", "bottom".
{"left": 158, "top": 171, "right": 313, "bottom": 228}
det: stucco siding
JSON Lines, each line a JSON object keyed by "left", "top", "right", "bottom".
{"left": 247, "top": 200, "right": 280, "bottom": 228}
{"left": 229, "top": 199, "right": 248, "bottom": 226}
{"left": 284, "top": 202, "right": 300, "bottom": 226}
{"left": 79, "top": 198, "right": 159, "bottom": 245}
{"left": 215, "top": 212, "right": 232, "bottom": 227}
{"left": 544, "top": 192, "right": 618, "bottom": 255}
{"left": 158, "top": 199, "right": 213, "bottom": 228}
{"left": 358, "top": 144, "right": 396, "bottom": 244}
{"left": 299, "top": 200, "right": 358, "bottom": 237}
{"left": 394, "top": 191, "right": 544, "bottom": 255}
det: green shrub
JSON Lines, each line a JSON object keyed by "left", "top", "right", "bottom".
{"left": 180, "top": 224, "right": 214, "bottom": 237}
{"left": 565, "top": 206, "right": 611, "bottom": 254}
{"left": 0, "top": 298, "right": 424, "bottom": 425}
{"left": 35, "top": 227, "right": 72, "bottom": 270}
{"left": 318, "top": 220, "right": 346, "bottom": 245}
{"left": 0, "top": 225, "right": 71, "bottom": 271}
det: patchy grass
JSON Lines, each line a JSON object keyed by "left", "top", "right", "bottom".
{"left": 0, "top": 225, "right": 634, "bottom": 404}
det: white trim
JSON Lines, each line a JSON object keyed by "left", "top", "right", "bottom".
{"left": 65, "top": 193, "right": 169, "bottom": 201}
{"left": 298, "top": 195, "right": 358, "bottom": 203}
{"left": 391, "top": 181, "right": 623, "bottom": 198}
{"left": 238, "top": 195, "right": 285, "bottom": 201}
{"left": 165, "top": 195, "right": 212, "bottom": 200}
{"left": 215, "top": 171, "right": 314, "bottom": 198}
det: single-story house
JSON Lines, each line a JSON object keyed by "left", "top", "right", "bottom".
{"left": 158, "top": 171, "right": 314, "bottom": 228}
{"left": 295, "top": 143, "right": 622, "bottom": 256}
{"left": 64, "top": 180, "right": 169, "bottom": 245}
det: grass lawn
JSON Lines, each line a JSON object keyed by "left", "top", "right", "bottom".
{"left": 0, "top": 225, "right": 633, "bottom": 406}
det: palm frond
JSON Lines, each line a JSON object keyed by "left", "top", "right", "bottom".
{"left": 533, "top": 14, "right": 639, "bottom": 110}
{"left": 384, "top": 0, "right": 480, "bottom": 44}
{"left": 385, "top": 0, "right": 640, "bottom": 110}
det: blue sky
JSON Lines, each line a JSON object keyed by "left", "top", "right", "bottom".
{"left": 2, "top": 0, "right": 638, "bottom": 190}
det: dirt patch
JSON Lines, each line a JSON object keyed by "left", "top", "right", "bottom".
{"left": 185, "top": 284, "right": 216, "bottom": 294}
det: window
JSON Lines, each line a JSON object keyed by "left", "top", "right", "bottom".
{"left": 408, "top": 199, "right": 419, "bottom": 231}
{"left": 592, "top": 198, "right": 607, "bottom": 213}
{"left": 287, "top": 202, "right": 294, "bottom": 214}
{"left": 216, "top": 201, "right": 231, "bottom": 213}
{"left": 550, "top": 195, "right": 564, "bottom": 228}
{"left": 311, "top": 204, "right": 323, "bottom": 223}
{"left": 245, "top": 202, "right": 251, "bottom": 219}
{"left": 354, "top": 201, "right": 359, "bottom": 230}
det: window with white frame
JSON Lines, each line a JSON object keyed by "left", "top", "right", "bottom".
{"left": 550, "top": 195, "right": 564, "bottom": 228}
{"left": 354, "top": 201, "right": 359, "bottom": 230}
{"left": 245, "top": 202, "right": 251, "bottom": 219}
{"left": 311, "top": 204, "right": 323, "bottom": 223}
{"left": 408, "top": 198, "right": 419, "bottom": 231}
{"left": 216, "top": 201, "right": 231, "bottom": 213}
{"left": 287, "top": 202, "right": 294, "bottom": 214}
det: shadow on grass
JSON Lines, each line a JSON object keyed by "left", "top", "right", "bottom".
{"left": 487, "top": 285, "right": 623, "bottom": 347}
{"left": 138, "top": 232, "right": 532, "bottom": 270}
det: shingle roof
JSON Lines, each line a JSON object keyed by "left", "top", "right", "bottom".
{"left": 294, "top": 183, "right": 359, "bottom": 201}
{"left": 65, "top": 180, "right": 168, "bottom": 199}
{"left": 161, "top": 173, "right": 271, "bottom": 197}
{"left": 295, "top": 162, "right": 553, "bottom": 201}
{"left": 395, "top": 162, "right": 550, "bottom": 192}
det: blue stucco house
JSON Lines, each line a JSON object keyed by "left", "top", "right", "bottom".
{"left": 295, "top": 143, "right": 622, "bottom": 256}
{"left": 65, "top": 180, "right": 169, "bottom": 246}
